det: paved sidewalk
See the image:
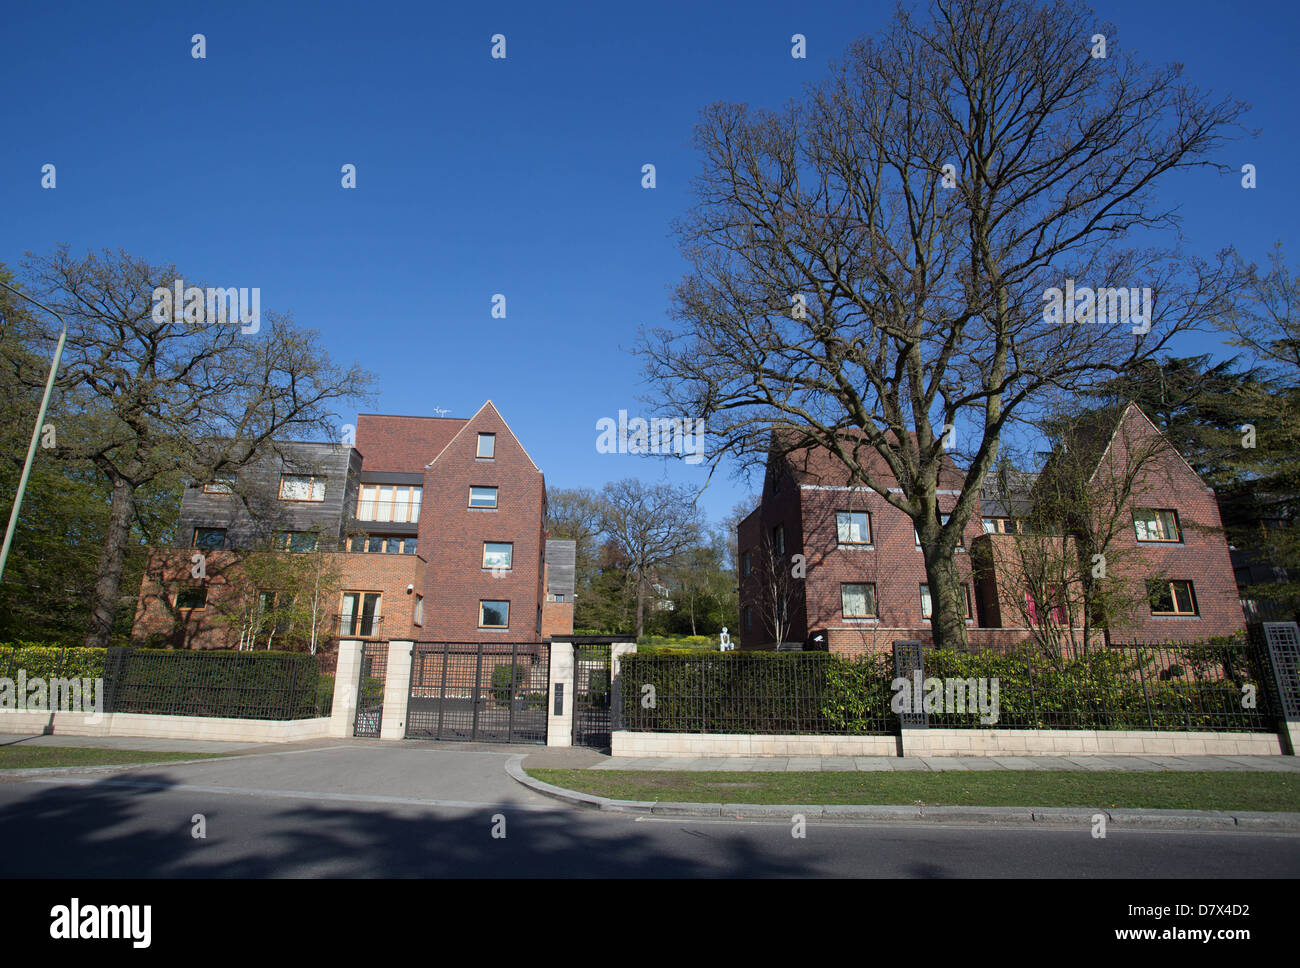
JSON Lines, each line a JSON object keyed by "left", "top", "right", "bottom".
{"left": 522, "top": 748, "right": 1300, "bottom": 772}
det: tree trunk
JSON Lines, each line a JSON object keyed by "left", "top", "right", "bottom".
{"left": 922, "top": 546, "right": 968, "bottom": 652}
{"left": 84, "top": 476, "right": 136, "bottom": 649}
{"left": 634, "top": 579, "right": 645, "bottom": 639}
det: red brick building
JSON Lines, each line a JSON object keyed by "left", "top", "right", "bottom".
{"left": 737, "top": 403, "right": 1244, "bottom": 656}
{"left": 131, "top": 402, "right": 574, "bottom": 653}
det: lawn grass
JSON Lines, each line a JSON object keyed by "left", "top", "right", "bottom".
{"left": 0, "top": 746, "right": 230, "bottom": 770}
{"left": 528, "top": 768, "right": 1300, "bottom": 812}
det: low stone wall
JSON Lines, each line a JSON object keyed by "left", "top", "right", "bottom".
{"left": 0, "top": 709, "right": 332, "bottom": 743}
{"left": 909, "top": 728, "right": 1285, "bottom": 757}
{"left": 614, "top": 727, "right": 1286, "bottom": 758}
{"left": 613, "top": 730, "right": 898, "bottom": 757}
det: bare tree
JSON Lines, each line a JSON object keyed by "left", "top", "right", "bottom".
{"left": 598, "top": 479, "right": 703, "bottom": 638}
{"left": 639, "top": 0, "right": 1247, "bottom": 649}
{"left": 988, "top": 405, "right": 1172, "bottom": 659}
{"left": 5, "top": 247, "right": 373, "bottom": 647}
{"left": 748, "top": 526, "right": 802, "bottom": 647}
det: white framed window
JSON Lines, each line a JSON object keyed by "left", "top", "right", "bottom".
{"left": 203, "top": 475, "right": 235, "bottom": 494}
{"left": 279, "top": 474, "right": 325, "bottom": 502}
{"left": 916, "top": 514, "right": 963, "bottom": 548}
{"left": 477, "top": 433, "right": 496, "bottom": 458}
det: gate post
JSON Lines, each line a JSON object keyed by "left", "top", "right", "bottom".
{"left": 547, "top": 641, "right": 574, "bottom": 747}
{"left": 1262, "top": 622, "right": 1300, "bottom": 755}
{"left": 609, "top": 642, "right": 637, "bottom": 734}
{"left": 330, "top": 639, "right": 364, "bottom": 738}
{"left": 380, "top": 640, "right": 414, "bottom": 740}
{"left": 893, "top": 640, "right": 928, "bottom": 758}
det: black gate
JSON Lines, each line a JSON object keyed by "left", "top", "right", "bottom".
{"left": 573, "top": 643, "right": 613, "bottom": 749}
{"left": 353, "top": 641, "right": 389, "bottom": 738}
{"left": 406, "top": 642, "right": 550, "bottom": 744}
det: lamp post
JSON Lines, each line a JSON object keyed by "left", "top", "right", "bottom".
{"left": 0, "top": 280, "right": 68, "bottom": 583}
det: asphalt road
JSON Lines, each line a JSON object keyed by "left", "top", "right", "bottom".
{"left": 1, "top": 743, "right": 1297, "bottom": 878}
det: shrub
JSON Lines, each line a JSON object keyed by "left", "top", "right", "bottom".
{"left": 0, "top": 644, "right": 107, "bottom": 681}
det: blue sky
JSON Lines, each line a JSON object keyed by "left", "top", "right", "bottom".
{"left": 2, "top": 0, "right": 1296, "bottom": 528}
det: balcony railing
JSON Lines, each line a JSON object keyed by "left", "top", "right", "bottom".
{"left": 332, "top": 613, "right": 384, "bottom": 638}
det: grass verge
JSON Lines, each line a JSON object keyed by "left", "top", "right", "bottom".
{"left": 0, "top": 746, "right": 230, "bottom": 770}
{"left": 527, "top": 768, "right": 1300, "bottom": 812}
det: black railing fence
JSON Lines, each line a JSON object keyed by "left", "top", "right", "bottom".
{"left": 104, "top": 647, "right": 331, "bottom": 720}
{"left": 618, "top": 638, "right": 1283, "bottom": 735}
{"left": 619, "top": 651, "right": 896, "bottom": 735}
{"left": 918, "top": 640, "right": 1277, "bottom": 732}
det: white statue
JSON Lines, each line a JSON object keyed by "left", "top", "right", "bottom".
{"left": 719, "top": 627, "right": 734, "bottom": 651}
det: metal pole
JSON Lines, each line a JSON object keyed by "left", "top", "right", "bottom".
{"left": 0, "top": 281, "right": 68, "bottom": 584}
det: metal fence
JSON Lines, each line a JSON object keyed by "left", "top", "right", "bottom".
{"left": 618, "top": 652, "right": 896, "bottom": 735}
{"left": 618, "top": 638, "right": 1283, "bottom": 735}
{"left": 104, "top": 648, "right": 331, "bottom": 720}
{"left": 915, "top": 639, "right": 1277, "bottom": 732}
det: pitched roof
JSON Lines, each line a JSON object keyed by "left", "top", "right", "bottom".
{"left": 770, "top": 427, "right": 966, "bottom": 491}
{"left": 354, "top": 414, "right": 467, "bottom": 474}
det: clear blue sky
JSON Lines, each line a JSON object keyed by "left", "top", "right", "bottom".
{"left": 2, "top": 0, "right": 1296, "bottom": 527}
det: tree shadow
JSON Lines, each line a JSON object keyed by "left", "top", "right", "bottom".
{"left": 0, "top": 771, "right": 829, "bottom": 878}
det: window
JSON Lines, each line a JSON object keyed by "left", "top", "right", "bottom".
{"left": 339, "top": 592, "right": 381, "bottom": 636}
{"left": 479, "top": 600, "right": 510, "bottom": 628}
{"left": 982, "top": 517, "right": 1022, "bottom": 535}
{"left": 469, "top": 486, "right": 499, "bottom": 509}
{"left": 836, "top": 511, "right": 871, "bottom": 545}
{"left": 193, "top": 527, "right": 227, "bottom": 550}
{"left": 483, "top": 542, "right": 513, "bottom": 571}
{"left": 274, "top": 531, "right": 317, "bottom": 552}
{"left": 1134, "top": 508, "right": 1181, "bottom": 543}
{"left": 349, "top": 535, "right": 417, "bottom": 555}
{"left": 841, "top": 583, "right": 878, "bottom": 618}
{"left": 743, "top": 606, "right": 753, "bottom": 631}
{"left": 176, "top": 586, "right": 207, "bottom": 609}
{"left": 773, "top": 524, "right": 785, "bottom": 556}
{"left": 921, "top": 584, "right": 973, "bottom": 620}
{"left": 742, "top": 551, "right": 752, "bottom": 576}
{"left": 1021, "top": 589, "right": 1068, "bottom": 625}
{"left": 1149, "top": 579, "right": 1198, "bottom": 616}
{"left": 916, "top": 514, "right": 963, "bottom": 548}
{"left": 203, "top": 476, "right": 235, "bottom": 494}
{"left": 477, "top": 433, "right": 496, "bottom": 459}
{"left": 356, "top": 484, "right": 421, "bottom": 523}
{"left": 548, "top": 593, "right": 566, "bottom": 603}
{"left": 279, "top": 474, "right": 325, "bottom": 502}
{"left": 414, "top": 595, "right": 424, "bottom": 627}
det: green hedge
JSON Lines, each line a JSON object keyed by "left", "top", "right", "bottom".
{"left": 0, "top": 644, "right": 107, "bottom": 680}
{"left": 618, "top": 639, "right": 1273, "bottom": 735}
{"left": 920, "top": 643, "right": 1270, "bottom": 731}
{"left": 111, "top": 649, "right": 327, "bottom": 720}
{"left": 620, "top": 652, "right": 893, "bottom": 734}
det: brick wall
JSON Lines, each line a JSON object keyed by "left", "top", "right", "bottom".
{"left": 131, "top": 548, "right": 426, "bottom": 649}
{"left": 417, "top": 402, "right": 547, "bottom": 642}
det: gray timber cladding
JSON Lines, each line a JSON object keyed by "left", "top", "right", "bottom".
{"left": 545, "top": 539, "right": 576, "bottom": 596}
{"left": 178, "top": 441, "right": 361, "bottom": 550}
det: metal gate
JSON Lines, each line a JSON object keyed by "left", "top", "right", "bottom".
{"left": 573, "top": 643, "right": 613, "bottom": 749}
{"left": 353, "top": 641, "right": 389, "bottom": 738}
{"left": 406, "top": 642, "right": 550, "bottom": 744}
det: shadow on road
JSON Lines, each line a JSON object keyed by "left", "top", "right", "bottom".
{"left": 0, "top": 771, "right": 828, "bottom": 878}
